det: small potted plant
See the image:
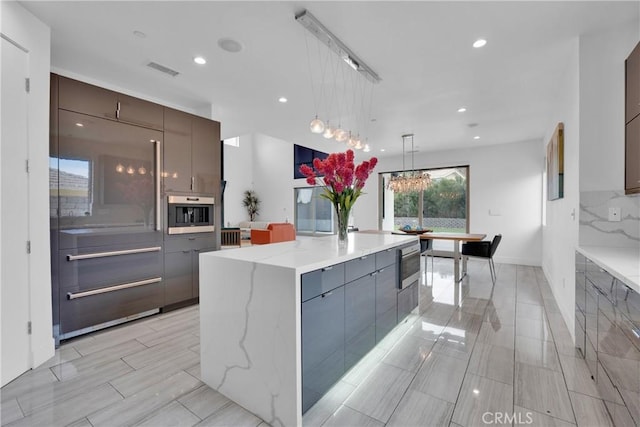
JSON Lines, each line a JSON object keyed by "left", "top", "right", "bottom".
{"left": 242, "top": 190, "right": 260, "bottom": 221}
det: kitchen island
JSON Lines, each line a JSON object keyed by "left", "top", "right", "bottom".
{"left": 199, "top": 232, "right": 418, "bottom": 426}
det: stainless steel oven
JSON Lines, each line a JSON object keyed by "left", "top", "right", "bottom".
{"left": 167, "top": 195, "right": 214, "bottom": 234}
{"left": 398, "top": 243, "right": 421, "bottom": 289}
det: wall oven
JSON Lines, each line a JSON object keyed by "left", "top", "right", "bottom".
{"left": 398, "top": 243, "right": 421, "bottom": 289}
{"left": 167, "top": 195, "right": 214, "bottom": 234}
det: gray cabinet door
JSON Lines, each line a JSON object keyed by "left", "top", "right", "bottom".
{"left": 301, "top": 286, "right": 345, "bottom": 414}
{"left": 345, "top": 275, "right": 375, "bottom": 371}
{"left": 375, "top": 265, "right": 397, "bottom": 342}
{"left": 191, "top": 116, "right": 220, "bottom": 195}
{"left": 164, "top": 250, "right": 193, "bottom": 305}
{"left": 398, "top": 280, "right": 418, "bottom": 323}
{"left": 164, "top": 108, "right": 193, "bottom": 193}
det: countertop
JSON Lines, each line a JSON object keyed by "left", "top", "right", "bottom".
{"left": 202, "top": 232, "right": 418, "bottom": 275}
{"left": 577, "top": 245, "right": 640, "bottom": 293}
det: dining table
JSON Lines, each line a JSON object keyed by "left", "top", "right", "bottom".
{"left": 417, "top": 232, "right": 487, "bottom": 282}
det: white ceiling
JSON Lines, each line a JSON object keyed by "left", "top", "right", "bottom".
{"left": 21, "top": 1, "right": 640, "bottom": 156}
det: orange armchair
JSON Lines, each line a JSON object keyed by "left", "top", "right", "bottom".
{"left": 250, "top": 223, "right": 296, "bottom": 245}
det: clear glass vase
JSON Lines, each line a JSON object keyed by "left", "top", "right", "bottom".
{"left": 335, "top": 203, "right": 350, "bottom": 248}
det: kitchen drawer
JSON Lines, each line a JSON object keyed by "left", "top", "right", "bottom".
{"left": 165, "top": 235, "right": 216, "bottom": 253}
{"left": 301, "top": 263, "right": 345, "bottom": 302}
{"left": 59, "top": 276, "right": 163, "bottom": 334}
{"left": 375, "top": 247, "right": 396, "bottom": 269}
{"left": 60, "top": 244, "right": 162, "bottom": 292}
{"left": 345, "top": 254, "right": 376, "bottom": 283}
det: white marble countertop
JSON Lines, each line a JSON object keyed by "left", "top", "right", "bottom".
{"left": 203, "top": 232, "right": 418, "bottom": 275}
{"left": 577, "top": 245, "right": 640, "bottom": 293}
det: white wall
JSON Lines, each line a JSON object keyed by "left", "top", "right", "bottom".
{"left": 252, "top": 133, "right": 297, "bottom": 224}
{"left": 541, "top": 39, "right": 580, "bottom": 339}
{"left": 222, "top": 134, "right": 255, "bottom": 226}
{"left": 1, "top": 2, "right": 54, "bottom": 366}
{"left": 355, "top": 140, "right": 544, "bottom": 266}
{"left": 579, "top": 20, "right": 639, "bottom": 192}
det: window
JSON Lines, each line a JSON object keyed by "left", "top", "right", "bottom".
{"left": 295, "top": 187, "right": 334, "bottom": 235}
{"left": 381, "top": 166, "right": 469, "bottom": 232}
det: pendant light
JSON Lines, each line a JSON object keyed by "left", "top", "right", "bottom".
{"left": 387, "top": 134, "right": 432, "bottom": 193}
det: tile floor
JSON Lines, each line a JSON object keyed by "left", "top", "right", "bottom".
{"left": 1, "top": 258, "right": 634, "bottom": 426}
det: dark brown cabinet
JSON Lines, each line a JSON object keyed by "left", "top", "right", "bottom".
{"left": 57, "top": 75, "right": 164, "bottom": 130}
{"left": 625, "top": 42, "right": 640, "bottom": 195}
{"left": 626, "top": 42, "right": 640, "bottom": 124}
{"left": 626, "top": 115, "right": 640, "bottom": 193}
{"left": 163, "top": 108, "right": 220, "bottom": 195}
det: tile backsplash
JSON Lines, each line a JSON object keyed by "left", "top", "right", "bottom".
{"left": 580, "top": 190, "right": 640, "bottom": 247}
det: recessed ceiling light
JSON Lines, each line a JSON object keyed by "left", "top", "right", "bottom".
{"left": 278, "top": 97, "right": 288, "bottom": 103}
{"left": 380, "top": 148, "right": 385, "bottom": 152}
{"left": 133, "top": 30, "right": 146, "bottom": 39}
{"left": 473, "top": 135, "right": 480, "bottom": 140}
{"left": 193, "top": 56, "right": 207, "bottom": 65}
{"left": 473, "top": 39, "right": 487, "bottom": 48}
{"left": 218, "top": 38, "right": 243, "bottom": 53}
{"left": 457, "top": 107, "right": 467, "bottom": 113}
{"left": 75, "top": 123, "right": 84, "bottom": 127}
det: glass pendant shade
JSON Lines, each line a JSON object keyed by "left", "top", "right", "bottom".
{"left": 387, "top": 133, "right": 432, "bottom": 193}
{"left": 335, "top": 128, "right": 348, "bottom": 142}
{"left": 323, "top": 125, "right": 335, "bottom": 139}
{"left": 310, "top": 117, "right": 325, "bottom": 134}
{"left": 387, "top": 172, "right": 431, "bottom": 193}
{"left": 354, "top": 138, "right": 363, "bottom": 150}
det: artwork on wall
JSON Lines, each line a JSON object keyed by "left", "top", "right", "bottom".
{"left": 547, "top": 122, "right": 564, "bottom": 201}
{"left": 293, "top": 144, "right": 328, "bottom": 179}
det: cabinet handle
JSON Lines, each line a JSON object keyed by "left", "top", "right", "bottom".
{"left": 67, "top": 277, "right": 161, "bottom": 300}
{"left": 321, "top": 291, "right": 333, "bottom": 298}
{"left": 379, "top": 268, "right": 385, "bottom": 273}
{"left": 191, "top": 176, "right": 195, "bottom": 191}
{"left": 67, "top": 246, "right": 161, "bottom": 261}
{"left": 322, "top": 266, "right": 333, "bottom": 271}
{"left": 360, "top": 255, "right": 368, "bottom": 260}
{"left": 183, "top": 250, "right": 191, "bottom": 254}
{"left": 154, "top": 140, "right": 161, "bottom": 231}
{"left": 116, "top": 101, "right": 120, "bottom": 119}
{"left": 370, "top": 271, "right": 378, "bottom": 277}
{"left": 188, "top": 237, "right": 196, "bottom": 241}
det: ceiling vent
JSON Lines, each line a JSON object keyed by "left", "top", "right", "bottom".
{"left": 146, "top": 61, "right": 180, "bottom": 77}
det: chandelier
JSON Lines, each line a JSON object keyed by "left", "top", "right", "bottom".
{"left": 297, "top": 10, "right": 379, "bottom": 152}
{"left": 387, "top": 134, "right": 431, "bottom": 193}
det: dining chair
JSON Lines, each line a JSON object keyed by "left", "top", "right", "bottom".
{"left": 461, "top": 234, "right": 502, "bottom": 284}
